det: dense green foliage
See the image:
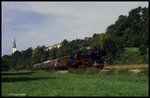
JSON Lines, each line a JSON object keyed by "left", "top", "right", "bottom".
{"left": 105, "top": 6, "right": 149, "bottom": 47}
{"left": 2, "top": 70, "right": 148, "bottom": 96}
{"left": 57, "top": 39, "right": 88, "bottom": 58}
{"left": 31, "top": 46, "right": 48, "bottom": 65}
{"left": 2, "top": 48, "right": 33, "bottom": 71}
{"left": 102, "top": 6, "right": 149, "bottom": 65}
{"left": 1, "top": 6, "right": 149, "bottom": 71}
{"left": 113, "top": 48, "right": 149, "bottom": 65}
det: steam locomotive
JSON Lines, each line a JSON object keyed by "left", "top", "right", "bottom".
{"left": 33, "top": 48, "right": 106, "bottom": 70}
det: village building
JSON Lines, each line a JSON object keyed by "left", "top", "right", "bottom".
{"left": 12, "top": 37, "right": 17, "bottom": 53}
{"left": 45, "top": 43, "right": 62, "bottom": 51}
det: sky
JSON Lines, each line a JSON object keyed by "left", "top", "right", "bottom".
{"left": 1, "top": 1, "right": 149, "bottom": 56}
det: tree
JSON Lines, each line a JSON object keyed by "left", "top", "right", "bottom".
{"left": 48, "top": 48, "right": 58, "bottom": 60}
{"left": 139, "top": 44, "right": 147, "bottom": 55}
{"left": 105, "top": 6, "right": 148, "bottom": 47}
{"left": 88, "top": 33, "right": 101, "bottom": 49}
{"left": 102, "top": 37, "right": 124, "bottom": 65}
{"left": 99, "top": 33, "right": 105, "bottom": 48}
{"left": 127, "top": 6, "right": 148, "bottom": 47}
{"left": 20, "top": 47, "right": 33, "bottom": 69}
{"left": 1, "top": 55, "right": 11, "bottom": 71}
{"left": 61, "top": 39, "right": 69, "bottom": 46}
{"left": 9, "top": 51, "right": 22, "bottom": 70}
{"left": 31, "top": 46, "right": 47, "bottom": 65}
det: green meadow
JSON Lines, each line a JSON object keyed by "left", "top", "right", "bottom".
{"left": 2, "top": 69, "right": 148, "bottom": 97}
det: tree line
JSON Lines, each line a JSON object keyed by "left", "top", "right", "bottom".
{"left": 2, "top": 6, "right": 149, "bottom": 71}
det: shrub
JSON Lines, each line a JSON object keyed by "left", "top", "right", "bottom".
{"left": 139, "top": 45, "right": 147, "bottom": 55}
{"left": 105, "top": 68, "right": 132, "bottom": 75}
{"left": 46, "top": 68, "right": 56, "bottom": 73}
{"left": 138, "top": 69, "right": 149, "bottom": 76}
{"left": 105, "top": 68, "right": 116, "bottom": 75}
{"left": 117, "top": 69, "right": 130, "bottom": 75}
{"left": 68, "top": 67, "right": 100, "bottom": 75}
{"left": 85, "top": 67, "right": 100, "bottom": 75}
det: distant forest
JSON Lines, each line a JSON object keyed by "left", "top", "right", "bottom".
{"left": 2, "top": 6, "right": 149, "bottom": 71}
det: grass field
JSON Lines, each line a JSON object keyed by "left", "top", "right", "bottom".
{"left": 2, "top": 68, "right": 149, "bottom": 97}
{"left": 124, "top": 47, "right": 139, "bottom": 52}
{"left": 111, "top": 47, "right": 149, "bottom": 65}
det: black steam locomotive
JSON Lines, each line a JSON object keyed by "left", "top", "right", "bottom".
{"left": 67, "top": 48, "right": 106, "bottom": 69}
{"left": 33, "top": 48, "right": 106, "bottom": 70}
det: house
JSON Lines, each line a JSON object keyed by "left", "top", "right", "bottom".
{"left": 84, "top": 37, "right": 91, "bottom": 41}
{"left": 45, "top": 43, "right": 62, "bottom": 51}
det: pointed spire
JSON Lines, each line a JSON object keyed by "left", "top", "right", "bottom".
{"left": 13, "top": 37, "right": 16, "bottom": 48}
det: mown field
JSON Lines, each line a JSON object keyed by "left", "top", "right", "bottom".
{"left": 112, "top": 47, "right": 149, "bottom": 65}
{"left": 2, "top": 66, "right": 149, "bottom": 97}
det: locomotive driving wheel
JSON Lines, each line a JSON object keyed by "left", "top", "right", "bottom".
{"left": 99, "top": 66, "right": 104, "bottom": 70}
{"left": 67, "top": 66, "right": 74, "bottom": 70}
{"left": 79, "top": 64, "right": 87, "bottom": 69}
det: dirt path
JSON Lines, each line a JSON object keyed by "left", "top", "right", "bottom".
{"left": 100, "top": 70, "right": 110, "bottom": 72}
{"left": 57, "top": 70, "right": 68, "bottom": 73}
{"left": 129, "top": 69, "right": 143, "bottom": 73}
{"left": 57, "top": 69, "right": 144, "bottom": 74}
{"left": 101, "top": 69, "right": 144, "bottom": 74}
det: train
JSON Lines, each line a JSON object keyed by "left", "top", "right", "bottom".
{"left": 33, "top": 48, "right": 106, "bottom": 70}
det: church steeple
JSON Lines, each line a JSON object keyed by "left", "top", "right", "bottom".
{"left": 13, "top": 37, "right": 16, "bottom": 48}
{"left": 12, "top": 37, "right": 17, "bottom": 53}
